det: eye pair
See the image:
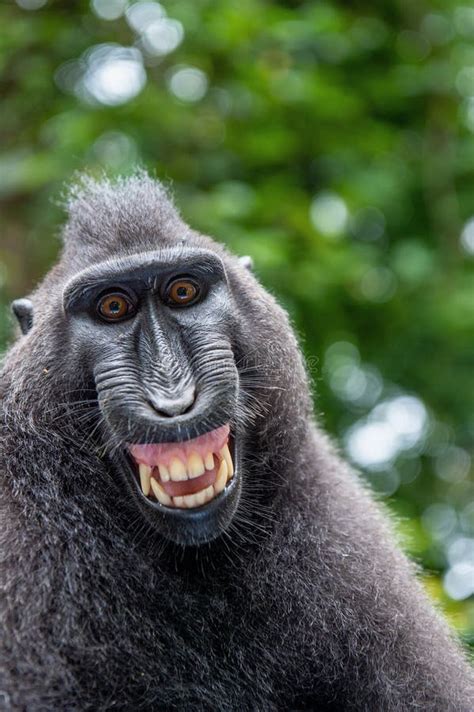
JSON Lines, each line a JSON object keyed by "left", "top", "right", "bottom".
{"left": 97, "top": 278, "right": 199, "bottom": 323}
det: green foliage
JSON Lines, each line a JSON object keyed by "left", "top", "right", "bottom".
{"left": 0, "top": 0, "right": 473, "bottom": 643}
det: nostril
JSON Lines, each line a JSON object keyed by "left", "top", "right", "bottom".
{"left": 147, "top": 386, "right": 196, "bottom": 418}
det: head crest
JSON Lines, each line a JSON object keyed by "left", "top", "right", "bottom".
{"left": 61, "top": 170, "right": 186, "bottom": 253}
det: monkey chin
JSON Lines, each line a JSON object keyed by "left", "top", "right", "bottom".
{"left": 112, "top": 426, "right": 242, "bottom": 547}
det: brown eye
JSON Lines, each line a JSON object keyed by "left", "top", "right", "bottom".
{"left": 97, "top": 293, "right": 134, "bottom": 322}
{"left": 167, "top": 279, "right": 199, "bottom": 306}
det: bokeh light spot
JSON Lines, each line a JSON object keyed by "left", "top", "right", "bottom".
{"left": 15, "top": 0, "right": 47, "bottom": 9}
{"left": 369, "top": 468, "right": 400, "bottom": 497}
{"left": 142, "top": 18, "right": 184, "bottom": 56}
{"left": 57, "top": 45, "right": 147, "bottom": 106}
{"left": 350, "top": 206, "right": 386, "bottom": 241}
{"left": 324, "top": 341, "right": 360, "bottom": 367}
{"left": 454, "top": 7, "right": 474, "bottom": 39}
{"left": 359, "top": 266, "right": 397, "bottom": 303}
{"left": 346, "top": 421, "right": 400, "bottom": 469}
{"left": 374, "top": 396, "right": 428, "bottom": 447}
{"left": 443, "top": 562, "right": 474, "bottom": 600}
{"left": 461, "top": 98, "right": 474, "bottom": 133}
{"left": 422, "top": 503, "right": 457, "bottom": 541}
{"left": 91, "top": 0, "right": 128, "bottom": 21}
{"left": 310, "top": 192, "right": 348, "bottom": 238}
{"left": 421, "top": 13, "right": 454, "bottom": 46}
{"left": 456, "top": 67, "right": 474, "bottom": 98}
{"left": 434, "top": 445, "right": 471, "bottom": 483}
{"left": 325, "top": 345, "right": 383, "bottom": 408}
{"left": 392, "top": 240, "right": 434, "bottom": 283}
{"left": 345, "top": 396, "right": 428, "bottom": 470}
{"left": 126, "top": 1, "right": 165, "bottom": 33}
{"left": 168, "top": 66, "right": 208, "bottom": 103}
{"left": 91, "top": 131, "right": 139, "bottom": 169}
{"left": 460, "top": 217, "right": 474, "bottom": 255}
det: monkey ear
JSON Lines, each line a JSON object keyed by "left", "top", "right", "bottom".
{"left": 11, "top": 298, "right": 34, "bottom": 335}
{"left": 239, "top": 255, "right": 254, "bottom": 272}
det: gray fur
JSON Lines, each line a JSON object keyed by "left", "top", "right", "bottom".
{"left": 1, "top": 172, "right": 473, "bottom": 711}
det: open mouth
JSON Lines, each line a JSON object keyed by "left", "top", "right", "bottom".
{"left": 129, "top": 424, "right": 234, "bottom": 510}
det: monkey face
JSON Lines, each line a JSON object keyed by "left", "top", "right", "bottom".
{"left": 62, "top": 246, "right": 243, "bottom": 545}
{"left": 11, "top": 174, "right": 311, "bottom": 550}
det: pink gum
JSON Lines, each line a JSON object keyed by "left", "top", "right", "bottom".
{"left": 129, "top": 424, "right": 230, "bottom": 468}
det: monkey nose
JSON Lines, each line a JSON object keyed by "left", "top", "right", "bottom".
{"left": 146, "top": 385, "right": 196, "bottom": 418}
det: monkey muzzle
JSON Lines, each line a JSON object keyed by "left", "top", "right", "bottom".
{"left": 114, "top": 422, "right": 241, "bottom": 546}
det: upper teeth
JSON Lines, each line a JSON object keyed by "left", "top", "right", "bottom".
{"left": 139, "top": 463, "right": 151, "bottom": 497}
{"left": 169, "top": 457, "right": 187, "bottom": 481}
{"left": 214, "top": 458, "right": 228, "bottom": 494}
{"left": 158, "top": 463, "right": 170, "bottom": 482}
{"left": 220, "top": 443, "right": 233, "bottom": 477}
{"left": 187, "top": 452, "right": 205, "bottom": 479}
{"left": 137, "top": 445, "right": 234, "bottom": 508}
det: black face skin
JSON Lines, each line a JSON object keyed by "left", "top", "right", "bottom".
{"left": 62, "top": 247, "right": 243, "bottom": 545}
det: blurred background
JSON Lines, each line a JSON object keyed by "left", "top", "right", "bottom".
{"left": 0, "top": 0, "right": 473, "bottom": 645}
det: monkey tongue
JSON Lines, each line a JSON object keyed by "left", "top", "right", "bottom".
{"left": 129, "top": 424, "right": 230, "bottom": 468}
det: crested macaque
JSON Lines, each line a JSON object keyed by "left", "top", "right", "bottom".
{"left": 1, "top": 173, "right": 473, "bottom": 711}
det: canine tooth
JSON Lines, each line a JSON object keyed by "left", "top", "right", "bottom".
{"left": 183, "top": 493, "right": 198, "bottom": 508}
{"left": 139, "top": 463, "right": 152, "bottom": 496}
{"left": 188, "top": 452, "right": 205, "bottom": 479}
{"left": 214, "top": 459, "right": 228, "bottom": 494}
{"left": 173, "top": 495, "right": 186, "bottom": 508}
{"left": 150, "top": 478, "right": 172, "bottom": 506}
{"left": 220, "top": 443, "right": 234, "bottom": 478}
{"left": 204, "top": 452, "right": 214, "bottom": 470}
{"left": 169, "top": 457, "right": 187, "bottom": 481}
{"left": 158, "top": 463, "right": 170, "bottom": 482}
